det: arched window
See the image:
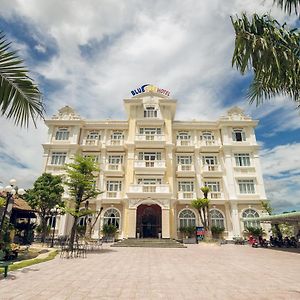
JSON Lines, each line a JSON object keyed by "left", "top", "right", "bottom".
{"left": 179, "top": 209, "right": 196, "bottom": 228}
{"left": 103, "top": 208, "right": 120, "bottom": 229}
{"left": 242, "top": 209, "right": 260, "bottom": 228}
{"left": 210, "top": 209, "right": 225, "bottom": 228}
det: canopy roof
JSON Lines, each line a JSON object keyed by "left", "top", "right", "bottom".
{"left": 13, "top": 197, "right": 35, "bottom": 212}
{"left": 242, "top": 211, "right": 300, "bottom": 224}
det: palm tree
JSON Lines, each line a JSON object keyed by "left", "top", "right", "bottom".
{"left": 231, "top": 0, "right": 300, "bottom": 107}
{"left": 191, "top": 187, "right": 211, "bottom": 234}
{"left": 0, "top": 32, "right": 44, "bottom": 127}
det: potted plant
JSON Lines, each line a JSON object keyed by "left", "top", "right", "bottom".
{"left": 179, "top": 225, "right": 196, "bottom": 244}
{"left": 102, "top": 223, "right": 118, "bottom": 242}
{"left": 244, "top": 226, "right": 265, "bottom": 238}
{"left": 211, "top": 226, "right": 225, "bottom": 239}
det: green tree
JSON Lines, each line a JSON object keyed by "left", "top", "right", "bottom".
{"left": 261, "top": 200, "right": 273, "bottom": 215}
{"left": 64, "top": 155, "right": 101, "bottom": 250}
{"left": 25, "top": 173, "right": 64, "bottom": 242}
{"left": 0, "top": 32, "right": 44, "bottom": 127}
{"left": 191, "top": 187, "right": 211, "bottom": 232}
{"left": 231, "top": 0, "right": 300, "bottom": 106}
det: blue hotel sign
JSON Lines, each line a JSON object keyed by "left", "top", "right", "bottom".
{"left": 131, "top": 84, "right": 170, "bottom": 97}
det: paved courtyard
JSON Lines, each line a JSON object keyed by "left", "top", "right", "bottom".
{"left": 0, "top": 243, "right": 300, "bottom": 300}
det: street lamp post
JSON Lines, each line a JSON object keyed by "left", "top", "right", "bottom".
{"left": 0, "top": 179, "right": 25, "bottom": 235}
{"left": 50, "top": 205, "right": 61, "bottom": 248}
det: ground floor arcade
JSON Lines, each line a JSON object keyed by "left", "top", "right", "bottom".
{"left": 54, "top": 199, "right": 269, "bottom": 240}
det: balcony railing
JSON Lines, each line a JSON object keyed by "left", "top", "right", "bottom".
{"left": 128, "top": 184, "right": 170, "bottom": 194}
{"left": 134, "top": 160, "right": 166, "bottom": 168}
{"left": 106, "top": 164, "right": 123, "bottom": 171}
{"left": 210, "top": 192, "right": 223, "bottom": 199}
{"left": 103, "top": 191, "right": 121, "bottom": 198}
{"left": 178, "top": 191, "right": 196, "bottom": 200}
{"left": 177, "top": 165, "right": 194, "bottom": 172}
{"left": 135, "top": 134, "right": 165, "bottom": 142}
{"left": 176, "top": 140, "right": 192, "bottom": 146}
{"left": 82, "top": 139, "right": 101, "bottom": 146}
{"left": 199, "top": 140, "right": 219, "bottom": 147}
{"left": 106, "top": 139, "right": 124, "bottom": 146}
{"left": 202, "top": 165, "right": 221, "bottom": 172}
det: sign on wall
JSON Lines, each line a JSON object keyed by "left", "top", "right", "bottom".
{"left": 131, "top": 84, "right": 170, "bottom": 97}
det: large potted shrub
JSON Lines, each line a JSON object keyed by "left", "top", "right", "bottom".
{"left": 244, "top": 226, "right": 265, "bottom": 238}
{"left": 179, "top": 225, "right": 196, "bottom": 244}
{"left": 211, "top": 226, "right": 225, "bottom": 239}
{"left": 102, "top": 224, "right": 118, "bottom": 242}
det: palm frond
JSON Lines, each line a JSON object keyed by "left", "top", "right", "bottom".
{"left": 273, "top": 0, "right": 300, "bottom": 15}
{"left": 0, "top": 32, "right": 44, "bottom": 127}
{"left": 231, "top": 13, "right": 300, "bottom": 105}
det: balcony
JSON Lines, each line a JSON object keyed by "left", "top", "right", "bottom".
{"left": 177, "top": 191, "right": 196, "bottom": 203}
{"left": 176, "top": 140, "right": 194, "bottom": 152}
{"left": 199, "top": 140, "right": 220, "bottom": 151}
{"left": 135, "top": 134, "right": 166, "bottom": 148}
{"left": 81, "top": 139, "right": 101, "bottom": 151}
{"left": 106, "top": 139, "right": 124, "bottom": 151}
{"left": 134, "top": 160, "right": 166, "bottom": 174}
{"left": 100, "top": 191, "right": 122, "bottom": 203}
{"left": 233, "top": 166, "right": 256, "bottom": 177}
{"left": 201, "top": 165, "right": 223, "bottom": 177}
{"left": 103, "top": 164, "right": 124, "bottom": 176}
{"left": 127, "top": 184, "right": 171, "bottom": 198}
{"left": 176, "top": 165, "right": 195, "bottom": 177}
{"left": 209, "top": 192, "right": 224, "bottom": 200}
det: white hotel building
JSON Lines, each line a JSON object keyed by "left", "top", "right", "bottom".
{"left": 42, "top": 87, "right": 268, "bottom": 240}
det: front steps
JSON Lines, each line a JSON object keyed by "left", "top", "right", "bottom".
{"left": 111, "top": 238, "right": 186, "bottom": 248}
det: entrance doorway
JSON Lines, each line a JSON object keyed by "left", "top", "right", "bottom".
{"left": 136, "top": 204, "right": 162, "bottom": 238}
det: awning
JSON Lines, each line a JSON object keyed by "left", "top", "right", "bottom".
{"left": 242, "top": 211, "right": 300, "bottom": 224}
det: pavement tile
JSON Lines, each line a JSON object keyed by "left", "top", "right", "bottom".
{"left": 0, "top": 244, "right": 300, "bottom": 299}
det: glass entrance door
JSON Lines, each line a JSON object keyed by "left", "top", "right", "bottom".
{"left": 136, "top": 204, "right": 162, "bottom": 238}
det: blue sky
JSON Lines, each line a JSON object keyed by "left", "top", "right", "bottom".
{"left": 0, "top": 0, "right": 299, "bottom": 213}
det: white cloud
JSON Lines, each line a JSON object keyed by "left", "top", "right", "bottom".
{"left": 0, "top": 0, "right": 299, "bottom": 215}
{"left": 34, "top": 44, "right": 46, "bottom": 53}
{"left": 261, "top": 143, "right": 300, "bottom": 211}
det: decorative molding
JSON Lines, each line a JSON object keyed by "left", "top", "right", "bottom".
{"left": 128, "top": 199, "right": 170, "bottom": 209}
{"left": 52, "top": 106, "right": 82, "bottom": 120}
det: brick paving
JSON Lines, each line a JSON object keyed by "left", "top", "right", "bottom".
{"left": 0, "top": 243, "right": 300, "bottom": 300}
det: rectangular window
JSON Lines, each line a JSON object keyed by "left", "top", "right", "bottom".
{"left": 51, "top": 152, "right": 67, "bottom": 165}
{"left": 238, "top": 180, "right": 255, "bottom": 194}
{"left": 55, "top": 128, "right": 69, "bottom": 140}
{"left": 177, "top": 155, "right": 192, "bottom": 165}
{"left": 178, "top": 181, "right": 194, "bottom": 192}
{"left": 108, "top": 155, "right": 123, "bottom": 164}
{"left": 139, "top": 128, "right": 162, "bottom": 135}
{"left": 137, "top": 178, "right": 162, "bottom": 185}
{"left": 234, "top": 153, "right": 250, "bottom": 166}
{"left": 83, "top": 154, "right": 99, "bottom": 163}
{"left": 106, "top": 181, "right": 122, "bottom": 191}
{"left": 111, "top": 131, "right": 124, "bottom": 140}
{"left": 138, "top": 152, "right": 162, "bottom": 161}
{"left": 87, "top": 131, "right": 100, "bottom": 140}
{"left": 202, "top": 156, "right": 218, "bottom": 165}
{"left": 144, "top": 106, "right": 158, "bottom": 118}
{"left": 232, "top": 129, "right": 246, "bottom": 142}
{"left": 204, "top": 181, "right": 220, "bottom": 192}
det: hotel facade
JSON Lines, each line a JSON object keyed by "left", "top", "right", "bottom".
{"left": 42, "top": 87, "right": 268, "bottom": 240}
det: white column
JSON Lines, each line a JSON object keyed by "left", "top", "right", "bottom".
{"left": 162, "top": 208, "right": 170, "bottom": 238}
{"left": 230, "top": 202, "right": 241, "bottom": 237}
{"left": 223, "top": 151, "right": 237, "bottom": 200}
{"left": 127, "top": 208, "right": 137, "bottom": 238}
{"left": 92, "top": 202, "right": 102, "bottom": 239}
{"left": 224, "top": 202, "right": 234, "bottom": 239}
